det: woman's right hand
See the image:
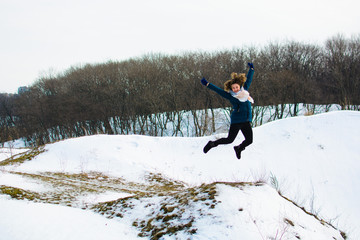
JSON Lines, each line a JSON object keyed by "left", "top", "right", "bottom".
{"left": 201, "top": 77, "right": 209, "bottom": 86}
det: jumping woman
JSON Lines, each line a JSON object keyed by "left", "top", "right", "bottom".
{"left": 200, "top": 62, "right": 255, "bottom": 159}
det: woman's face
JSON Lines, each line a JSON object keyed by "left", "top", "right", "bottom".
{"left": 231, "top": 83, "right": 241, "bottom": 93}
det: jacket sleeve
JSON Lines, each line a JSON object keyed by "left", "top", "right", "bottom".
{"left": 207, "top": 83, "right": 233, "bottom": 100}
{"left": 243, "top": 68, "right": 254, "bottom": 91}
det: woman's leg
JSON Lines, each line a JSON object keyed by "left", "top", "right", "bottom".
{"left": 214, "top": 124, "right": 241, "bottom": 145}
{"left": 203, "top": 124, "right": 240, "bottom": 153}
{"left": 239, "top": 122, "right": 253, "bottom": 148}
{"left": 234, "top": 122, "right": 253, "bottom": 159}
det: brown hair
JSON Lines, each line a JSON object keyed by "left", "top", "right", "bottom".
{"left": 224, "top": 72, "right": 247, "bottom": 92}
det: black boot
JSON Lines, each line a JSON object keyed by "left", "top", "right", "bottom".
{"left": 203, "top": 141, "right": 216, "bottom": 153}
{"left": 234, "top": 145, "right": 245, "bottom": 159}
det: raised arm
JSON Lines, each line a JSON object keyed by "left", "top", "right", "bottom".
{"left": 201, "top": 77, "right": 233, "bottom": 100}
{"left": 243, "top": 63, "right": 254, "bottom": 91}
{"left": 200, "top": 62, "right": 254, "bottom": 99}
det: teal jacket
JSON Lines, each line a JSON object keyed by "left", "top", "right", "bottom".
{"left": 207, "top": 68, "right": 254, "bottom": 124}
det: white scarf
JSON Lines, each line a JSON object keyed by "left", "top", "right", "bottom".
{"left": 230, "top": 87, "right": 254, "bottom": 104}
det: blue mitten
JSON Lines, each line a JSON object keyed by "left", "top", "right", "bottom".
{"left": 201, "top": 77, "right": 209, "bottom": 86}
{"left": 248, "top": 62, "right": 254, "bottom": 69}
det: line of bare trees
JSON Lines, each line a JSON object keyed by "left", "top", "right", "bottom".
{"left": 1, "top": 34, "right": 359, "bottom": 146}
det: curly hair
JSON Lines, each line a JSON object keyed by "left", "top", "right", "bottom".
{"left": 224, "top": 72, "right": 247, "bottom": 92}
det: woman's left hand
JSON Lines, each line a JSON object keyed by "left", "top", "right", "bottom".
{"left": 248, "top": 62, "right": 254, "bottom": 69}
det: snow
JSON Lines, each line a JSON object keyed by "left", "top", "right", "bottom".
{"left": 211, "top": 184, "right": 342, "bottom": 240}
{"left": 77, "top": 191, "right": 134, "bottom": 205}
{"left": 0, "top": 196, "right": 141, "bottom": 240}
{"left": 0, "top": 172, "right": 50, "bottom": 193}
{"left": 1, "top": 110, "right": 359, "bottom": 239}
{"left": 0, "top": 148, "right": 28, "bottom": 161}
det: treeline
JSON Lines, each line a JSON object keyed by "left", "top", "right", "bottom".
{"left": 1, "top": 34, "right": 359, "bottom": 146}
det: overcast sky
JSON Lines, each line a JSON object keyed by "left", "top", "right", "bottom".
{"left": 1, "top": 0, "right": 359, "bottom": 93}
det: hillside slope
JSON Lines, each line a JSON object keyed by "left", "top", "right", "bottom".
{"left": 1, "top": 110, "right": 359, "bottom": 239}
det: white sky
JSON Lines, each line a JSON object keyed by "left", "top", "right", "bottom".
{"left": 1, "top": 0, "right": 359, "bottom": 93}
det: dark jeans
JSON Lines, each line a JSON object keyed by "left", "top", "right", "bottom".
{"left": 214, "top": 122, "right": 253, "bottom": 148}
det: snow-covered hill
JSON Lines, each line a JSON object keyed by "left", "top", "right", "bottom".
{"left": 1, "top": 111, "right": 359, "bottom": 240}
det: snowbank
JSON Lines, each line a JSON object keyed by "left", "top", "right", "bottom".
{"left": 1, "top": 110, "right": 359, "bottom": 239}
{"left": 0, "top": 196, "right": 141, "bottom": 240}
